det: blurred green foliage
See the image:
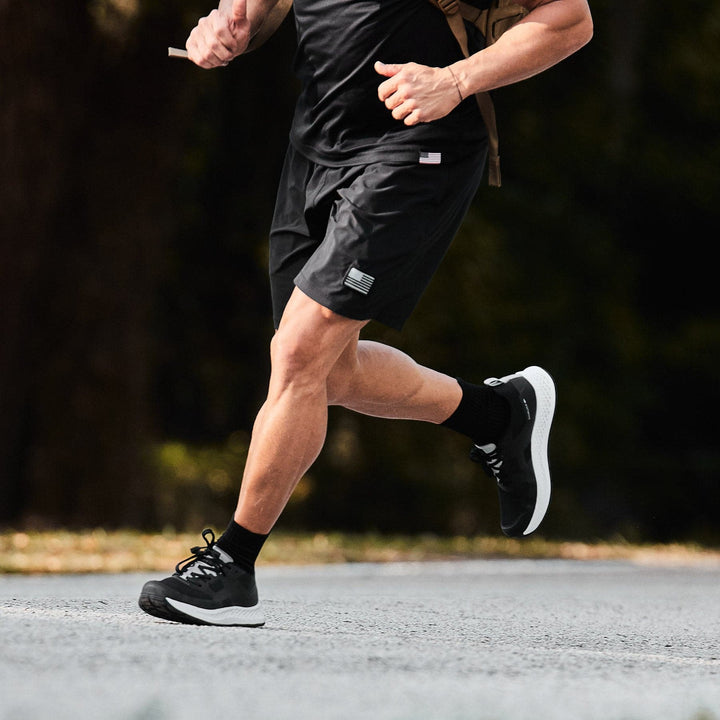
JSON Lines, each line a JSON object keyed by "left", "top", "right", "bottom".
{"left": 1, "top": 0, "right": 719, "bottom": 543}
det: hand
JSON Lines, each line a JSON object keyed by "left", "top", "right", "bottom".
{"left": 375, "top": 61, "right": 462, "bottom": 125}
{"left": 186, "top": 0, "right": 251, "bottom": 69}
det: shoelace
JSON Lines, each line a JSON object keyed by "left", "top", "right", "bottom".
{"left": 470, "top": 442, "right": 504, "bottom": 480}
{"left": 174, "top": 528, "right": 227, "bottom": 583}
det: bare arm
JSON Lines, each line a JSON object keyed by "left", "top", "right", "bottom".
{"left": 186, "top": 0, "right": 282, "bottom": 69}
{"left": 452, "top": 0, "right": 594, "bottom": 96}
{"left": 376, "top": 0, "right": 593, "bottom": 126}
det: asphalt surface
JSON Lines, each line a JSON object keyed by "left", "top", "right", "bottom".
{"left": 1, "top": 559, "right": 719, "bottom": 720}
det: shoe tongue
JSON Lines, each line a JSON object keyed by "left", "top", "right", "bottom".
{"left": 475, "top": 442, "right": 497, "bottom": 452}
{"left": 213, "top": 544, "right": 234, "bottom": 564}
{"left": 177, "top": 544, "right": 234, "bottom": 580}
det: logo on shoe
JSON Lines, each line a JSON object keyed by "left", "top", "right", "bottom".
{"left": 522, "top": 398, "right": 531, "bottom": 420}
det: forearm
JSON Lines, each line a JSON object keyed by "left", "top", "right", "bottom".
{"left": 246, "top": 0, "right": 283, "bottom": 39}
{"left": 450, "top": 0, "right": 593, "bottom": 97}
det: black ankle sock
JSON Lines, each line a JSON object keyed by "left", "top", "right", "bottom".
{"left": 441, "top": 378, "right": 510, "bottom": 444}
{"left": 215, "top": 519, "right": 268, "bottom": 573}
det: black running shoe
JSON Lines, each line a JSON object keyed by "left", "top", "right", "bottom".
{"left": 470, "top": 366, "right": 556, "bottom": 538}
{"left": 138, "top": 529, "right": 265, "bottom": 627}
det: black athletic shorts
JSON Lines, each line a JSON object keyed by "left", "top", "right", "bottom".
{"left": 268, "top": 143, "right": 486, "bottom": 331}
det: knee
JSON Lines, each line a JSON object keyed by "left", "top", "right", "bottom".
{"left": 268, "top": 290, "right": 366, "bottom": 399}
{"left": 270, "top": 327, "right": 322, "bottom": 387}
{"left": 270, "top": 328, "right": 357, "bottom": 403}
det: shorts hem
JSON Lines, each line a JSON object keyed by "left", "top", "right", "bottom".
{"left": 294, "top": 275, "right": 406, "bottom": 332}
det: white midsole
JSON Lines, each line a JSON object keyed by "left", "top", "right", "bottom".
{"left": 519, "top": 366, "right": 556, "bottom": 535}
{"left": 166, "top": 597, "right": 265, "bottom": 626}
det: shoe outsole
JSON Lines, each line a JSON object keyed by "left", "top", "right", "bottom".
{"left": 138, "top": 591, "right": 193, "bottom": 624}
{"left": 138, "top": 590, "right": 265, "bottom": 627}
{"left": 518, "top": 365, "right": 556, "bottom": 536}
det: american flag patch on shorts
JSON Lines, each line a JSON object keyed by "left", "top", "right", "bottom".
{"left": 419, "top": 151, "right": 442, "bottom": 165}
{"left": 344, "top": 267, "right": 375, "bottom": 295}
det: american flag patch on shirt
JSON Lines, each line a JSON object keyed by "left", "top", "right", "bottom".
{"left": 419, "top": 151, "right": 442, "bottom": 165}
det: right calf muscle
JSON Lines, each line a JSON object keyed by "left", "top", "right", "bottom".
{"left": 329, "top": 340, "right": 461, "bottom": 423}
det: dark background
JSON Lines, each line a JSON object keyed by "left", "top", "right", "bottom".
{"left": 1, "top": 0, "right": 718, "bottom": 543}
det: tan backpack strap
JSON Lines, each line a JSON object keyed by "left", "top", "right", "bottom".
{"left": 433, "top": 0, "right": 471, "bottom": 55}
{"left": 428, "top": 0, "right": 502, "bottom": 186}
{"left": 458, "top": 1, "right": 528, "bottom": 45}
{"left": 473, "top": 91, "right": 501, "bottom": 186}
{"left": 458, "top": 0, "right": 530, "bottom": 45}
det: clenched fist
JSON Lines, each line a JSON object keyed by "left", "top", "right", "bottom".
{"left": 186, "top": 0, "right": 251, "bottom": 68}
{"left": 375, "top": 61, "right": 463, "bottom": 125}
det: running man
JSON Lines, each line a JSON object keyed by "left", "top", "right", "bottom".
{"left": 139, "top": 0, "right": 593, "bottom": 626}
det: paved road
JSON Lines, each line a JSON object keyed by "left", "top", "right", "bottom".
{"left": 1, "top": 559, "right": 719, "bottom": 720}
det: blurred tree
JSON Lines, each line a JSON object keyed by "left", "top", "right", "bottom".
{"left": 1, "top": 0, "right": 96, "bottom": 524}
{"left": 0, "top": 0, "right": 191, "bottom": 527}
{"left": 153, "top": 13, "right": 297, "bottom": 440}
{"left": 1, "top": 0, "right": 718, "bottom": 542}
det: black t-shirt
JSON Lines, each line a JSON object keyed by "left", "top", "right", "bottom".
{"left": 289, "top": 0, "right": 490, "bottom": 166}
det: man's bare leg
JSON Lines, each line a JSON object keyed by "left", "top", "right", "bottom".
{"left": 234, "top": 288, "right": 464, "bottom": 534}
{"left": 234, "top": 289, "right": 367, "bottom": 533}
